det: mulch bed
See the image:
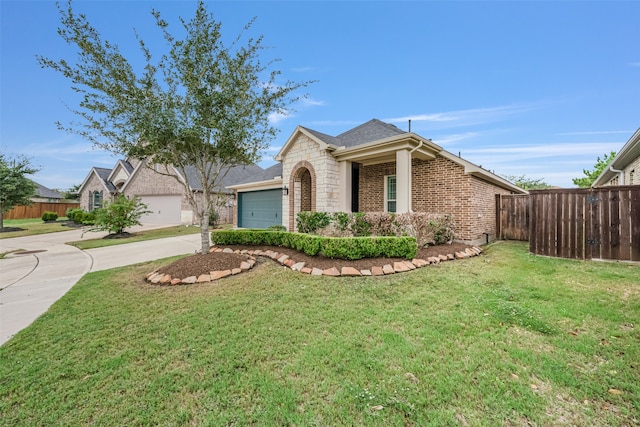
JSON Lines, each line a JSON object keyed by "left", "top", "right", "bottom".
{"left": 154, "top": 242, "right": 474, "bottom": 280}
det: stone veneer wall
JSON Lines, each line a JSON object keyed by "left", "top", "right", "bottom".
{"left": 282, "top": 134, "right": 341, "bottom": 230}
{"left": 359, "top": 156, "right": 512, "bottom": 244}
{"left": 79, "top": 173, "right": 113, "bottom": 211}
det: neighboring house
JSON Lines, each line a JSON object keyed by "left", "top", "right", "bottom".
{"left": 30, "top": 180, "right": 64, "bottom": 202}
{"left": 592, "top": 128, "right": 640, "bottom": 187}
{"left": 78, "top": 157, "right": 263, "bottom": 224}
{"left": 228, "top": 119, "right": 527, "bottom": 245}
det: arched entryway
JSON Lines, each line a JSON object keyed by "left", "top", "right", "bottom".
{"left": 289, "top": 161, "right": 316, "bottom": 231}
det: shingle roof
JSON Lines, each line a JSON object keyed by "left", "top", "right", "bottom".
{"left": 334, "top": 119, "right": 406, "bottom": 148}
{"left": 183, "top": 163, "right": 265, "bottom": 192}
{"left": 301, "top": 119, "right": 406, "bottom": 149}
{"left": 31, "top": 180, "right": 63, "bottom": 199}
{"left": 94, "top": 167, "right": 116, "bottom": 191}
{"left": 233, "top": 163, "right": 283, "bottom": 186}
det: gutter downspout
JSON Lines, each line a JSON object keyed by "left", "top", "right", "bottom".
{"left": 407, "top": 140, "right": 424, "bottom": 212}
{"left": 609, "top": 165, "right": 625, "bottom": 185}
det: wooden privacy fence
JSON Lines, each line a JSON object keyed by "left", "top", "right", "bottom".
{"left": 4, "top": 202, "right": 80, "bottom": 220}
{"left": 496, "top": 194, "right": 529, "bottom": 241}
{"left": 497, "top": 186, "right": 640, "bottom": 262}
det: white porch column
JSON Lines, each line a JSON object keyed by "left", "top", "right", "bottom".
{"left": 338, "top": 160, "right": 352, "bottom": 212}
{"left": 396, "top": 149, "right": 411, "bottom": 213}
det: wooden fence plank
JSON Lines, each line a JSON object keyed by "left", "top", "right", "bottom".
{"left": 631, "top": 187, "right": 640, "bottom": 262}
{"left": 619, "top": 189, "right": 631, "bottom": 261}
{"left": 4, "top": 202, "right": 80, "bottom": 220}
{"left": 576, "top": 193, "right": 585, "bottom": 260}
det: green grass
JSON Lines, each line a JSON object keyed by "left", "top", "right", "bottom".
{"left": 0, "top": 242, "right": 638, "bottom": 426}
{"left": 67, "top": 225, "right": 202, "bottom": 249}
{"left": 0, "top": 218, "right": 74, "bottom": 238}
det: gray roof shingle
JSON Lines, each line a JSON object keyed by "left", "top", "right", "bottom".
{"left": 232, "top": 163, "right": 283, "bottom": 186}
{"left": 301, "top": 119, "right": 406, "bottom": 149}
{"left": 183, "top": 163, "right": 265, "bottom": 192}
{"left": 334, "top": 119, "right": 406, "bottom": 148}
{"left": 31, "top": 180, "right": 63, "bottom": 199}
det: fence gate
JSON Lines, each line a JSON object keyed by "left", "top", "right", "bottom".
{"left": 496, "top": 194, "right": 529, "bottom": 241}
{"left": 528, "top": 186, "right": 640, "bottom": 261}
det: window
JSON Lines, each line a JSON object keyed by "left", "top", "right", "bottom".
{"left": 92, "top": 191, "right": 102, "bottom": 210}
{"left": 385, "top": 175, "right": 396, "bottom": 213}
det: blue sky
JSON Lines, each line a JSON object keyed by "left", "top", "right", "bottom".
{"left": 2, "top": 0, "right": 639, "bottom": 190}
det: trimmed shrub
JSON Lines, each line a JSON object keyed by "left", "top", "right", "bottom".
{"left": 267, "top": 224, "right": 286, "bottom": 231}
{"left": 210, "top": 229, "right": 417, "bottom": 260}
{"left": 41, "top": 211, "right": 59, "bottom": 222}
{"left": 296, "top": 211, "right": 332, "bottom": 234}
{"left": 66, "top": 208, "right": 84, "bottom": 222}
{"left": 296, "top": 211, "right": 456, "bottom": 247}
{"left": 78, "top": 211, "right": 97, "bottom": 225}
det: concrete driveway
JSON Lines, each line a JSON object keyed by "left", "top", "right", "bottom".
{"left": 0, "top": 225, "right": 201, "bottom": 345}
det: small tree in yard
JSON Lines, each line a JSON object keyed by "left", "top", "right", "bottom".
{"left": 0, "top": 153, "right": 39, "bottom": 231}
{"left": 89, "top": 195, "right": 150, "bottom": 236}
{"left": 572, "top": 151, "right": 616, "bottom": 188}
{"left": 38, "top": 1, "right": 313, "bottom": 254}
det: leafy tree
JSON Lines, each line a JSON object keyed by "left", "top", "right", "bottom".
{"left": 501, "top": 174, "right": 553, "bottom": 190}
{"left": 572, "top": 151, "right": 616, "bottom": 188}
{"left": 89, "top": 195, "right": 151, "bottom": 235}
{"left": 57, "top": 183, "right": 81, "bottom": 200}
{"left": 0, "top": 154, "right": 39, "bottom": 231}
{"left": 39, "top": 1, "right": 313, "bottom": 253}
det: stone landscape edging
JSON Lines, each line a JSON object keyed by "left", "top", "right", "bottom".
{"left": 145, "top": 245, "right": 483, "bottom": 285}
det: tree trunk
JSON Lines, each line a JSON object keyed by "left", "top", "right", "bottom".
{"left": 200, "top": 189, "right": 211, "bottom": 254}
{"left": 0, "top": 208, "right": 4, "bottom": 231}
{"left": 200, "top": 211, "right": 210, "bottom": 254}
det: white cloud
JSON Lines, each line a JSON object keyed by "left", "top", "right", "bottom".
{"left": 555, "top": 130, "right": 632, "bottom": 136}
{"left": 300, "top": 97, "right": 325, "bottom": 107}
{"left": 431, "top": 132, "right": 479, "bottom": 146}
{"left": 269, "top": 110, "right": 292, "bottom": 125}
{"left": 384, "top": 103, "right": 540, "bottom": 129}
{"left": 291, "top": 66, "right": 315, "bottom": 73}
{"left": 463, "top": 142, "right": 621, "bottom": 157}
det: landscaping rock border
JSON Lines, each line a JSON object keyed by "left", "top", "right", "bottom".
{"left": 145, "top": 246, "right": 483, "bottom": 285}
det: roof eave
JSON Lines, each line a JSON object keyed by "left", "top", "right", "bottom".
{"left": 227, "top": 177, "right": 284, "bottom": 192}
{"left": 275, "top": 126, "right": 333, "bottom": 161}
{"left": 593, "top": 128, "right": 640, "bottom": 186}
{"left": 333, "top": 133, "right": 441, "bottom": 164}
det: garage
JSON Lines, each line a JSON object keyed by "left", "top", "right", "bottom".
{"left": 238, "top": 189, "right": 282, "bottom": 229}
{"left": 139, "top": 195, "right": 182, "bottom": 224}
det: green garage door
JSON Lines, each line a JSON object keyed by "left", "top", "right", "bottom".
{"left": 238, "top": 189, "right": 282, "bottom": 229}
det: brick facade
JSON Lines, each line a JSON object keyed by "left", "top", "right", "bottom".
{"left": 358, "top": 156, "right": 511, "bottom": 244}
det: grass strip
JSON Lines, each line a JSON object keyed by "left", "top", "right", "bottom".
{"left": 67, "top": 225, "right": 201, "bottom": 249}
{"left": 0, "top": 242, "right": 637, "bottom": 426}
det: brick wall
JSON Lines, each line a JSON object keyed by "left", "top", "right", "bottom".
{"left": 358, "top": 156, "right": 511, "bottom": 244}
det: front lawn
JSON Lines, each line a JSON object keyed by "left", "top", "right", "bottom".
{"left": 0, "top": 242, "right": 637, "bottom": 426}
{"left": 0, "top": 218, "right": 74, "bottom": 238}
{"left": 67, "top": 224, "right": 202, "bottom": 250}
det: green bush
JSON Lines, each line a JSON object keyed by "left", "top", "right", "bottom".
{"left": 89, "top": 195, "right": 150, "bottom": 234}
{"left": 66, "top": 208, "right": 88, "bottom": 223}
{"left": 41, "top": 211, "right": 59, "bottom": 222}
{"left": 267, "top": 224, "right": 286, "bottom": 231}
{"left": 208, "top": 210, "right": 220, "bottom": 227}
{"left": 296, "top": 211, "right": 332, "bottom": 234}
{"left": 78, "top": 211, "right": 96, "bottom": 225}
{"left": 210, "top": 229, "right": 416, "bottom": 260}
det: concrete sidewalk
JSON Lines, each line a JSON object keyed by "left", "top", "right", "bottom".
{"left": 0, "top": 225, "right": 201, "bottom": 345}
